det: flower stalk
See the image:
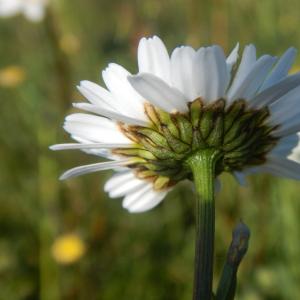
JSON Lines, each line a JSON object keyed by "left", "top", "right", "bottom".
{"left": 186, "top": 149, "right": 221, "bottom": 300}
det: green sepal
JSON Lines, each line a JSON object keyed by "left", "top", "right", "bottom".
{"left": 224, "top": 100, "right": 245, "bottom": 133}
{"left": 137, "top": 127, "right": 170, "bottom": 148}
{"left": 156, "top": 109, "right": 179, "bottom": 138}
{"left": 142, "top": 163, "right": 166, "bottom": 172}
{"left": 113, "top": 148, "right": 156, "bottom": 160}
{"left": 255, "top": 141, "right": 277, "bottom": 155}
{"left": 253, "top": 107, "right": 270, "bottom": 125}
{"left": 199, "top": 109, "right": 214, "bottom": 139}
{"left": 192, "top": 129, "right": 206, "bottom": 150}
{"left": 142, "top": 164, "right": 179, "bottom": 178}
{"left": 232, "top": 128, "right": 265, "bottom": 152}
{"left": 223, "top": 131, "right": 248, "bottom": 152}
{"left": 135, "top": 169, "right": 156, "bottom": 179}
{"left": 129, "top": 157, "right": 147, "bottom": 164}
{"left": 149, "top": 159, "right": 180, "bottom": 169}
{"left": 175, "top": 114, "right": 193, "bottom": 144}
{"left": 207, "top": 114, "right": 224, "bottom": 147}
{"left": 144, "top": 103, "right": 161, "bottom": 128}
{"left": 140, "top": 138, "right": 183, "bottom": 160}
{"left": 199, "top": 100, "right": 224, "bottom": 141}
{"left": 161, "top": 125, "right": 190, "bottom": 154}
{"left": 190, "top": 98, "right": 202, "bottom": 128}
{"left": 236, "top": 111, "right": 256, "bottom": 129}
{"left": 224, "top": 108, "right": 276, "bottom": 153}
{"left": 223, "top": 119, "right": 243, "bottom": 145}
{"left": 223, "top": 150, "right": 247, "bottom": 160}
{"left": 153, "top": 176, "right": 170, "bottom": 190}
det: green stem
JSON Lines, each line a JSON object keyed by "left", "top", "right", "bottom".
{"left": 186, "top": 148, "right": 221, "bottom": 300}
{"left": 216, "top": 221, "right": 250, "bottom": 300}
{"left": 216, "top": 266, "right": 237, "bottom": 300}
{"left": 44, "top": 7, "right": 72, "bottom": 110}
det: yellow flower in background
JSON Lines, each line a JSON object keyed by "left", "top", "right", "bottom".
{"left": 0, "top": 65, "right": 26, "bottom": 88}
{"left": 51, "top": 233, "right": 86, "bottom": 265}
{"left": 59, "top": 34, "right": 81, "bottom": 55}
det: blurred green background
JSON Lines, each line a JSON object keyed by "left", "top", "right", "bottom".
{"left": 1, "top": 0, "right": 300, "bottom": 299}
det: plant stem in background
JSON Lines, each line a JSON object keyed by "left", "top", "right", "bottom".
{"left": 186, "top": 149, "right": 221, "bottom": 300}
{"left": 38, "top": 6, "right": 73, "bottom": 300}
{"left": 216, "top": 221, "right": 250, "bottom": 300}
{"left": 44, "top": 7, "right": 72, "bottom": 110}
{"left": 38, "top": 120, "right": 61, "bottom": 300}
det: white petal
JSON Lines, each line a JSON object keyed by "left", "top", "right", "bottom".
{"left": 271, "top": 134, "right": 299, "bottom": 157}
{"left": 109, "top": 177, "right": 146, "bottom": 198}
{"left": 248, "top": 73, "right": 300, "bottom": 108}
{"left": 50, "top": 143, "right": 131, "bottom": 151}
{"left": 237, "top": 44, "right": 257, "bottom": 73}
{"left": 128, "top": 73, "right": 188, "bottom": 113}
{"left": 259, "top": 47, "right": 297, "bottom": 91}
{"left": 104, "top": 171, "right": 136, "bottom": 192}
{"left": 77, "top": 81, "right": 120, "bottom": 112}
{"left": 138, "top": 36, "right": 171, "bottom": 84}
{"left": 227, "top": 55, "right": 276, "bottom": 102}
{"left": 60, "top": 159, "right": 131, "bottom": 180}
{"left": 193, "top": 46, "right": 230, "bottom": 102}
{"left": 289, "top": 151, "right": 300, "bottom": 164}
{"left": 73, "top": 102, "right": 147, "bottom": 126}
{"left": 63, "top": 122, "right": 125, "bottom": 143}
{"left": 122, "top": 184, "right": 168, "bottom": 213}
{"left": 122, "top": 184, "right": 153, "bottom": 208}
{"left": 259, "top": 155, "right": 300, "bottom": 180}
{"left": 63, "top": 113, "right": 130, "bottom": 144}
{"left": 65, "top": 113, "right": 116, "bottom": 129}
{"left": 102, "top": 63, "right": 146, "bottom": 120}
{"left": 226, "top": 43, "right": 239, "bottom": 73}
{"left": 272, "top": 113, "right": 300, "bottom": 137}
{"left": 269, "top": 86, "right": 300, "bottom": 125}
{"left": 227, "top": 44, "right": 256, "bottom": 95}
{"left": 128, "top": 190, "right": 168, "bottom": 213}
{"left": 170, "top": 46, "right": 198, "bottom": 101}
{"left": 69, "top": 136, "right": 114, "bottom": 159}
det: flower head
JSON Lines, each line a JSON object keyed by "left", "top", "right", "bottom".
{"left": 52, "top": 36, "right": 300, "bottom": 212}
{"left": 0, "top": 0, "right": 48, "bottom": 22}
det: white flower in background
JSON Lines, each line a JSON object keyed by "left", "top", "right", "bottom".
{"left": 0, "top": 0, "right": 48, "bottom": 22}
{"left": 52, "top": 36, "right": 300, "bottom": 213}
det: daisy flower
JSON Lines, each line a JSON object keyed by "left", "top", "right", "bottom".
{"left": 51, "top": 36, "right": 300, "bottom": 213}
{"left": 0, "top": 0, "right": 48, "bottom": 22}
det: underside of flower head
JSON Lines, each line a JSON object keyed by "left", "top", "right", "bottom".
{"left": 114, "top": 98, "right": 279, "bottom": 191}
{"left": 52, "top": 35, "right": 300, "bottom": 212}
